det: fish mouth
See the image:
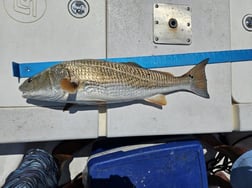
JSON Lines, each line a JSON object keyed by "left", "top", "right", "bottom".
{"left": 22, "top": 93, "right": 28, "bottom": 98}
{"left": 21, "top": 92, "right": 30, "bottom": 99}
{"left": 18, "top": 82, "right": 26, "bottom": 91}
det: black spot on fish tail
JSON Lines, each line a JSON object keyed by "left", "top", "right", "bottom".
{"left": 183, "top": 58, "right": 210, "bottom": 98}
{"left": 188, "top": 74, "right": 194, "bottom": 79}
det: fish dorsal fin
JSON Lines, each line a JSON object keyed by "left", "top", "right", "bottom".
{"left": 60, "top": 78, "right": 79, "bottom": 94}
{"left": 163, "top": 72, "right": 174, "bottom": 77}
{"left": 144, "top": 94, "right": 167, "bottom": 106}
{"left": 125, "top": 62, "right": 142, "bottom": 68}
{"left": 152, "top": 70, "right": 174, "bottom": 77}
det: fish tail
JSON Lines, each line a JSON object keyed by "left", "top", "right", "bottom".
{"left": 183, "top": 58, "right": 210, "bottom": 98}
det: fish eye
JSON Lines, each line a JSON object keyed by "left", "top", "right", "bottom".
{"left": 27, "top": 78, "right": 32, "bottom": 83}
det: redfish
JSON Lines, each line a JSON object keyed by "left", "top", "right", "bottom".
{"left": 19, "top": 59, "right": 209, "bottom": 106}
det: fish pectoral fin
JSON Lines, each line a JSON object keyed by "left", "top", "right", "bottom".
{"left": 63, "top": 103, "right": 75, "bottom": 111}
{"left": 144, "top": 94, "right": 167, "bottom": 106}
{"left": 60, "top": 78, "right": 79, "bottom": 94}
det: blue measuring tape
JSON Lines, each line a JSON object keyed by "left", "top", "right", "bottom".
{"left": 12, "top": 49, "right": 252, "bottom": 78}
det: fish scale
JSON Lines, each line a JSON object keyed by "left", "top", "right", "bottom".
{"left": 65, "top": 60, "right": 178, "bottom": 88}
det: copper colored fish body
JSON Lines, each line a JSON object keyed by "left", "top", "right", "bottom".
{"left": 19, "top": 59, "right": 209, "bottom": 106}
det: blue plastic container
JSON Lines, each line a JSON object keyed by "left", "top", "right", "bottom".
{"left": 87, "top": 140, "right": 208, "bottom": 188}
{"left": 231, "top": 150, "right": 252, "bottom": 188}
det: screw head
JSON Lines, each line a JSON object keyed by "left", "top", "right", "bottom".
{"left": 25, "top": 66, "right": 31, "bottom": 72}
{"left": 242, "top": 14, "right": 252, "bottom": 31}
{"left": 243, "top": 14, "right": 252, "bottom": 31}
{"left": 68, "top": 0, "right": 89, "bottom": 18}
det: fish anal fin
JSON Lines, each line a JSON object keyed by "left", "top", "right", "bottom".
{"left": 145, "top": 94, "right": 167, "bottom": 106}
{"left": 60, "top": 78, "right": 79, "bottom": 94}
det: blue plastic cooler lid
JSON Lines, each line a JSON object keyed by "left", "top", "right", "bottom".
{"left": 87, "top": 140, "right": 208, "bottom": 188}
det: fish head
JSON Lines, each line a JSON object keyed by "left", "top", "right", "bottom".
{"left": 19, "top": 69, "right": 64, "bottom": 101}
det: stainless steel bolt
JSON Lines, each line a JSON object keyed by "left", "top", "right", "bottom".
{"left": 25, "top": 67, "right": 31, "bottom": 72}
{"left": 68, "top": 0, "right": 89, "bottom": 18}
{"left": 243, "top": 14, "right": 252, "bottom": 31}
{"left": 245, "top": 16, "right": 252, "bottom": 28}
